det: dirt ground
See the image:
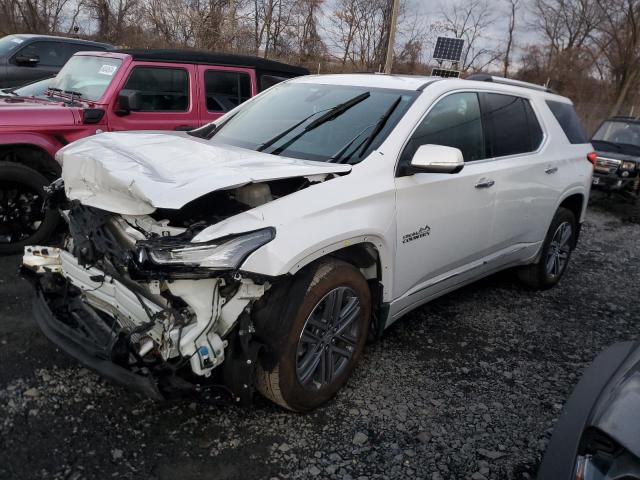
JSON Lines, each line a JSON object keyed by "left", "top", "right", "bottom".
{"left": 0, "top": 192, "right": 639, "bottom": 480}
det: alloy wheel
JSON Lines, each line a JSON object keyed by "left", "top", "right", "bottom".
{"left": 0, "top": 181, "right": 45, "bottom": 245}
{"left": 296, "top": 286, "right": 362, "bottom": 390}
{"left": 545, "top": 221, "right": 572, "bottom": 278}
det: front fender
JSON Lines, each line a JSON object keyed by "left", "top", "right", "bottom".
{"left": 0, "top": 132, "right": 62, "bottom": 160}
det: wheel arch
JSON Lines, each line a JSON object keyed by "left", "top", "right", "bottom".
{"left": 559, "top": 192, "right": 586, "bottom": 224}
{"left": 0, "top": 143, "right": 61, "bottom": 180}
{"left": 285, "top": 238, "right": 392, "bottom": 340}
{"left": 285, "top": 235, "right": 393, "bottom": 303}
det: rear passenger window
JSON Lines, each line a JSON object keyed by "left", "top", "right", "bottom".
{"left": 204, "top": 71, "right": 251, "bottom": 112}
{"left": 404, "top": 92, "right": 486, "bottom": 162}
{"left": 546, "top": 100, "right": 588, "bottom": 144}
{"left": 483, "top": 93, "right": 543, "bottom": 157}
{"left": 123, "top": 67, "right": 189, "bottom": 111}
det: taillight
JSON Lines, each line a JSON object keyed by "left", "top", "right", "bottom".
{"left": 587, "top": 152, "right": 598, "bottom": 166}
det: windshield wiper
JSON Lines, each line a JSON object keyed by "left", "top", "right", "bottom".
{"left": 259, "top": 92, "right": 371, "bottom": 155}
{"left": 188, "top": 112, "right": 239, "bottom": 140}
{"left": 256, "top": 109, "right": 327, "bottom": 152}
{"left": 355, "top": 96, "right": 402, "bottom": 159}
{"left": 331, "top": 96, "right": 402, "bottom": 164}
{"left": 329, "top": 124, "right": 375, "bottom": 163}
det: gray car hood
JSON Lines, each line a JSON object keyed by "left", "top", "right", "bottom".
{"left": 60, "top": 131, "right": 352, "bottom": 215}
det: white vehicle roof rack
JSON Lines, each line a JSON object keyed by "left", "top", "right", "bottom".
{"left": 466, "top": 74, "right": 554, "bottom": 93}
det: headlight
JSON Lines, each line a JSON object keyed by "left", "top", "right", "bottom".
{"left": 141, "top": 228, "right": 275, "bottom": 270}
{"left": 622, "top": 161, "right": 636, "bottom": 170}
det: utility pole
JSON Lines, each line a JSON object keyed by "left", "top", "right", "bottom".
{"left": 384, "top": 0, "right": 400, "bottom": 74}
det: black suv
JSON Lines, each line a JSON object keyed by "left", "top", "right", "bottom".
{"left": 591, "top": 116, "right": 640, "bottom": 196}
{"left": 0, "top": 34, "right": 113, "bottom": 88}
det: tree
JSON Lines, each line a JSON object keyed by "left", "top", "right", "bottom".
{"left": 441, "top": 0, "right": 500, "bottom": 72}
{"left": 592, "top": 0, "right": 640, "bottom": 115}
{"left": 85, "top": 0, "right": 139, "bottom": 43}
{"left": 503, "top": 0, "right": 519, "bottom": 77}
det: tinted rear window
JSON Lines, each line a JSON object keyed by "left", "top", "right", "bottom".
{"left": 546, "top": 100, "right": 588, "bottom": 144}
{"left": 484, "top": 93, "right": 543, "bottom": 157}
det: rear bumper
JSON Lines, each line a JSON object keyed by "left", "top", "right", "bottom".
{"left": 24, "top": 270, "right": 164, "bottom": 401}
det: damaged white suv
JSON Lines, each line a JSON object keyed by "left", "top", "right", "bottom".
{"left": 23, "top": 74, "right": 594, "bottom": 411}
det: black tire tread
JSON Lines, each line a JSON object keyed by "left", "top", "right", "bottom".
{"left": 255, "top": 259, "right": 370, "bottom": 412}
{"left": 0, "top": 161, "right": 59, "bottom": 255}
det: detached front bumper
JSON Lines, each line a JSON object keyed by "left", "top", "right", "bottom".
{"left": 21, "top": 246, "right": 172, "bottom": 400}
{"left": 27, "top": 279, "right": 164, "bottom": 400}
{"left": 21, "top": 244, "right": 264, "bottom": 402}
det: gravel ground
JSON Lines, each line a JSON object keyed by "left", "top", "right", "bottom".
{"left": 1, "top": 193, "right": 639, "bottom": 480}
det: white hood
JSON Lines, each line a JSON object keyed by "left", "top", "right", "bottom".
{"left": 60, "top": 132, "right": 352, "bottom": 215}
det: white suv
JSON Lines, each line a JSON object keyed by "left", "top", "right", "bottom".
{"left": 23, "top": 74, "right": 594, "bottom": 411}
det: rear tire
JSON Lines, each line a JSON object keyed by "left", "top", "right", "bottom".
{"left": 517, "top": 207, "right": 576, "bottom": 290}
{"left": 255, "top": 259, "right": 371, "bottom": 412}
{"left": 0, "top": 161, "right": 59, "bottom": 255}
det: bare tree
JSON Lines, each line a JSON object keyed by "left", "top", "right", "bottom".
{"left": 592, "top": 0, "right": 640, "bottom": 115}
{"left": 441, "top": 0, "right": 500, "bottom": 72}
{"left": 291, "top": 0, "right": 326, "bottom": 62}
{"left": 85, "top": 0, "right": 139, "bottom": 43}
{"left": 503, "top": 0, "right": 519, "bottom": 77}
{"left": 530, "top": 0, "right": 601, "bottom": 72}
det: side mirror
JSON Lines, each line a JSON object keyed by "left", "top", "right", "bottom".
{"left": 409, "top": 144, "right": 464, "bottom": 174}
{"left": 14, "top": 54, "right": 40, "bottom": 66}
{"left": 116, "top": 89, "right": 143, "bottom": 115}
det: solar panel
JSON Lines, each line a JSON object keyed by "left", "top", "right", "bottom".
{"left": 431, "top": 68, "right": 460, "bottom": 78}
{"left": 433, "top": 37, "right": 464, "bottom": 62}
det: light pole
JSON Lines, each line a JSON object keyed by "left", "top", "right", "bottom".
{"left": 384, "top": 0, "right": 400, "bottom": 74}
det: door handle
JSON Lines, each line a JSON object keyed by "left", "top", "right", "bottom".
{"left": 545, "top": 166, "right": 558, "bottom": 174}
{"left": 475, "top": 178, "right": 495, "bottom": 189}
{"left": 174, "top": 125, "right": 196, "bottom": 131}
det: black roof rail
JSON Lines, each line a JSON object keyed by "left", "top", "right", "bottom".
{"left": 466, "top": 73, "right": 555, "bottom": 93}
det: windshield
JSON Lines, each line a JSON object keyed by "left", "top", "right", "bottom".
{"left": 209, "top": 82, "right": 417, "bottom": 163}
{"left": 48, "top": 55, "right": 122, "bottom": 102}
{"left": 0, "top": 35, "right": 25, "bottom": 56}
{"left": 12, "top": 77, "right": 54, "bottom": 99}
{"left": 592, "top": 120, "right": 640, "bottom": 150}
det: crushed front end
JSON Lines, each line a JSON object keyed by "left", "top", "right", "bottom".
{"left": 22, "top": 202, "right": 273, "bottom": 402}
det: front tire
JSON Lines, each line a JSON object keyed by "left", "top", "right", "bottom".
{"left": 518, "top": 207, "right": 576, "bottom": 289}
{"left": 0, "top": 162, "right": 59, "bottom": 255}
{"left": 256, "top": 259, "right": 371, "bottom": 412}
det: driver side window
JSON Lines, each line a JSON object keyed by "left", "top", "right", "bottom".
{"left": 403, "top": 92, "right": 486, "bottom": 163}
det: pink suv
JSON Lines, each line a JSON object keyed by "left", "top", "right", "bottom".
{"left": 0, "top": 49, "right": 308, "bottom": 253}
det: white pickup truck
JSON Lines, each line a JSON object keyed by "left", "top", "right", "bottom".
{"left": 23, "top": 73, "right": 594, "bottom": 411}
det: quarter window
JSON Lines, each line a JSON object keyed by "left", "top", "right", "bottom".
{"left": 122, "top": 67, "right": 189, "bottom": 112}
{"left": 546, "top": 100, "right": 588, "bottom": 144}
{"left": 483, "top": 93, "right": 543, "bottom": 157}
{"left": 204, "top": 70, "right": 251, "bottom": 112}
{"left": 403, "top": 92, "right": 486, "bottom": 162}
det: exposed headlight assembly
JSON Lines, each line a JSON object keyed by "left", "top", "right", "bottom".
{"left": 137, "top": 228, "right": 275, "bottom": 271}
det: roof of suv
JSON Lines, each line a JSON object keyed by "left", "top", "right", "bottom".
{"left": 10, "top": 34, "right": 112, "bottom": 48}
{"left": 113, "top": 49, "right": 309, "bottom": 75}
{"left": 292, "top": 74, "right": 437, "bottom": 91}
{"left": 292, "top": 74, "right": 571, "bottom": 102}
